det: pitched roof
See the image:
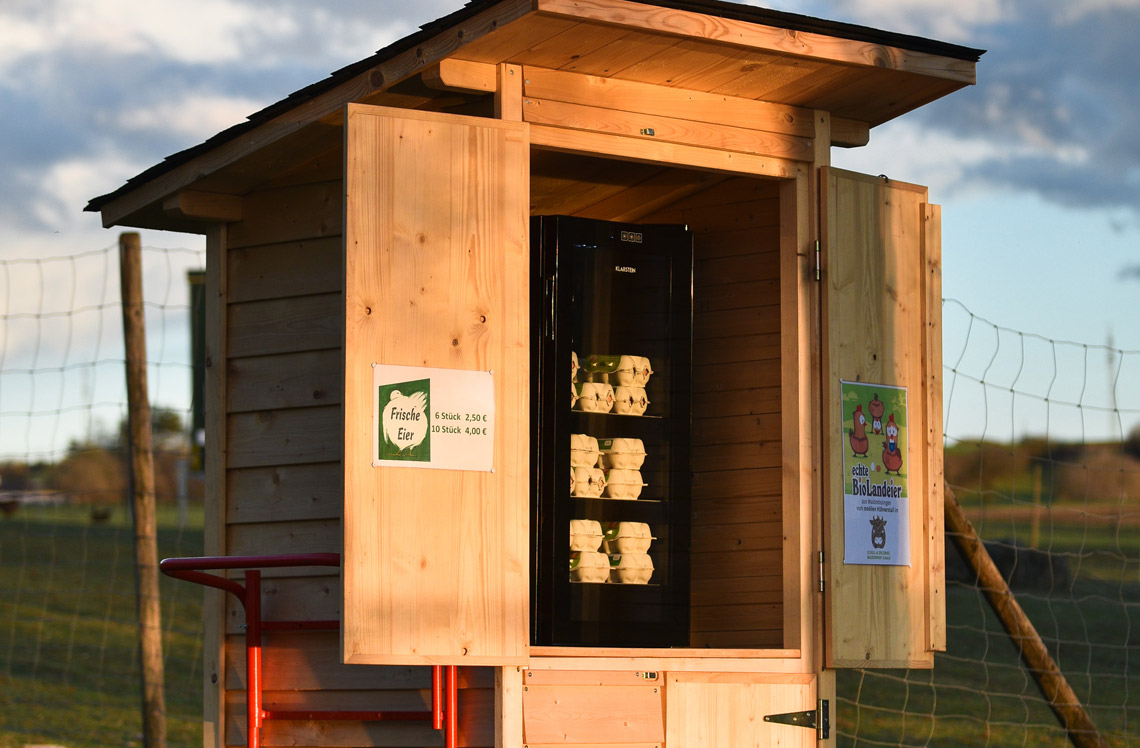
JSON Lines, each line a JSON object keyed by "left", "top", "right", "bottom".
{"left": 87, "top": 0, "right": 983, "bottom": 218}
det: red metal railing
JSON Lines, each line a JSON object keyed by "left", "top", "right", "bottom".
{"left": 160, "top": 554, "right": 457, "bottom": 748}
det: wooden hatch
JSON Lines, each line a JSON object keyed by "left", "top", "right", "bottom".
{"left": 820, "top": 167, "right": 945, "bottom": 668}
{"left": 342, "top": 104, "right": 531, "bottom": 666}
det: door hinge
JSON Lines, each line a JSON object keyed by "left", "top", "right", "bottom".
{"left": 814, "top": 240, "right": 821, "bottom": 281}
{"left": 764, "top": 699, "right": 830, "bottom": 740}
{"left": 818, "top": 550, "right": 825, "bottom": 592}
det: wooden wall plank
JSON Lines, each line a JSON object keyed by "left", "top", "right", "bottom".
{"left": 227, "top": 518, "right": 341, "bottom": 558}
{"left": 227, "top": 406, "right": 341, "bottom": 469}
{"left": 226, "top": 462, "right": 343, "bottom": 525}
{"left": 227, "top": 349, "right": 341, "bottom": 413}
{"left": 226, "top": 181, "right": 342, "bottom": 248}
{"left": 228, "top": 293, "right": 342, "bottom": 358}
{"left": 227, "top": 237, "right": 341, "bottom": 303}
{"left": 692, "top": 333, "right": 780, "bottom": 366}
{"left": 690, "top": 468, "right": 781, "bottom": 500}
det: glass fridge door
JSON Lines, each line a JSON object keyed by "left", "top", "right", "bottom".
{"left": 533, "top": 215, "right": 692, "bottom": 648}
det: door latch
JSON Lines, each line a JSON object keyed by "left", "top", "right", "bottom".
{"left": 763, "top": 699, "right": 829, "bottom": 739}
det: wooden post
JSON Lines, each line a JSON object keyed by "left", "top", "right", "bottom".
{"left": 120, "top": 231, "right": 168, "bottom": 748}
{"left": 944, "top": 484, "right": 1107, "bottom": 748}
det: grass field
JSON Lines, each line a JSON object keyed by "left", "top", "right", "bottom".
{"left": 0, "top": 503, "right": 205, "bottom": 748}
{"left": 838, "top": 516, "right": 1140, "bottom": 747}
{"left": 2, "top": 499, "right": 1137, "bottom": 747}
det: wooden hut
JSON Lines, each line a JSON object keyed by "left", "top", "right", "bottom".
{"left": 87, "top": 1, "right": 982, "bottom": 745}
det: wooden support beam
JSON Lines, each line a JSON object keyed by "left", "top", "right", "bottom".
{"left": 830, "top": 117, "right": 870, "bottom": 148}
{"left": 523, "top": 97, "right": 814, "bottom": 162}
{"left": 530, "top": 123, "right": 804, "bottom": 179}
{"left": 523, "top": 66, "right": 814, "bottom": 138}
{"left": 422, "top": 58, "right": 498, "bottom": 94}
{"left": 163, "top": 190, "right": 243, "bottom": 223}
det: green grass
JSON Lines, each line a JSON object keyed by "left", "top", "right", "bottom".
{"left": 3, "top": 500, "right": 1137, "bottom": 747}
{"left": 0, "top": 503, "right": 205, "bottom": 748}
{"left": 837, "top": 541, "right": 1140, "bottom": 746}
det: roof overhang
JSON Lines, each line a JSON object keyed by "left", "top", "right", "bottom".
{"left": 87, "top": 0, "right": 983, "bottom": 232}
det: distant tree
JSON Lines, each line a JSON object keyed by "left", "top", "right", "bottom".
{"left": 1126, "top": 424, "right": 1140, "bottom": 460}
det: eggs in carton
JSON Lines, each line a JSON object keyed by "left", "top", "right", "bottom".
{"left": 573, "top": 382, "right": 614, "bottom": 413}
{"left": 613, "top": 386, "right": 649, "bottom": 416}
{"left": 597, "top": 437, "right": 646, "bottom": 470}
{"left": 604, "top": 468, "right": 645, "bottom": 499}
{"left": 570, "top": 551, "right": 609, "bottom": 583}
{"left": 569, "top": 519, "right": 603, "bottom": 552}
{"left": 609, "top": 552, "right": 654, "bottom": 584}
{"left": 602, "top": 521, "right": 654, "bottom": 554}
{"left": 570, "top": 433, "right": 600, "bottom": 467}
{"left": 572, "top": 466, "right": 606, "bottom": 498}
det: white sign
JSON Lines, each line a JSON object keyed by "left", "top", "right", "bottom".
{"left": 840, "top": 380, "right": 911, "bottom": 565}
{"left": 372, "top": 363, "right": 495, "bottom": 472}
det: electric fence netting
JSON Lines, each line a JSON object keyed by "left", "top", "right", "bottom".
{"left": 0, "top": 242, "right": 207, "bottom": 748}
{"left": 838, "top": 299, "right": 1140, "bottom": 747}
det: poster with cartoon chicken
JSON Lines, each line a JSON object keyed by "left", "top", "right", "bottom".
{"left": 840, "top": 380, "right": 910, "bottom": 566}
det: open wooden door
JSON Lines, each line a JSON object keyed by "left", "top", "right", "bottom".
{"left": 342, "top": 104, "right": 530, "bottom": 666}
{"left": 820, "top": 167, "right": 945, "bottom": 668}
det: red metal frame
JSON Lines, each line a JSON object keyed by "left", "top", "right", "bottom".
{"left": 160, "top": 554, "right": 457, "bottom": 748}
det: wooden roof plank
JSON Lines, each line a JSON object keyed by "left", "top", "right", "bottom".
{"left": 555, "top": 30, "right": 682, "bottom": 76}
{"left": 536, "top": 0, "right": 976, "bottom": 84}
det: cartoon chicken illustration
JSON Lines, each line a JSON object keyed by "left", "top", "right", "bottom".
{"left": 868, "top": 393, "right": 885, "bottom": 435}
{"left": 381, "top": 389, "right": 429, "bottom": 452}
{"left": 881, "top": 413, "right": 903, "bottom": 474}
{"left": 849, "top": 404, "right": 869, "bottom": 457}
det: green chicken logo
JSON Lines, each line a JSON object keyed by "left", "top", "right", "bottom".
{"left": 377, "top": 378, "right": 431, "bottom": 462}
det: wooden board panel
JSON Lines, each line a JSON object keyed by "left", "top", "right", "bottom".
{"left": 522, "top": 66, "right": 814, "bottom": 138}
{"left": 665, "top": 672, "right": 815, "bottom": 748}
{"left": 692, "top": 333, "right": 780, "bottom": 366}
{"left": 821, "top": 167, "right": 940, "bottom": 668}
{"left": 924, "top": 204, "right": 946, "bottom": 653}
{"left": 522, "top": 97, "right": 814, "bottom": 162}
{"left": 225, "top": 687, "right": 494, "bottom": 747}
{"left": 227, "top": 406, "right": 341, "bottom": 469}
{"left": 226, "top": 180, "right": 342, "bottom": 249}
{"left": 227, "top": 349, "right": 341, "bottom": 413}
{"left": 690, "top": 467, "right": 780, "bottom": 500}
{"left": 521, "top": 671, "right": 663, "bottom": 745}
{"left": 225, "top": 574, "right": 342, "bottom": 631}
{"left": 226, "top": 462, "right": 343, "bottom": 524}
{"left": 227, "top": 519, "right": 340, "bottom": 558}
{"left": 343, "top": 105, "right": 529, "bottom": 666}
{"left": 692, "top": 385, "right": 779, "bottom": 418}
{"left": 227, "top": 293, "right": 342, "bottom": 358}
{"left": 227, "top": 236, "right": 342, "bottom": 303}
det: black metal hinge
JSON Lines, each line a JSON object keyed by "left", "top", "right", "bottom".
{"left": 764, "top": 699, "right": 830, "bottom": 740}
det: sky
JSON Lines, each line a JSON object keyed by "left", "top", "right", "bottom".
{"left": 1, "top": 0, "right": 1139, "bottom": 459}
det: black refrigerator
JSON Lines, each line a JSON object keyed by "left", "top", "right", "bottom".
{"left": 531, "top": 215, "right": 693, "bottom": 648}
